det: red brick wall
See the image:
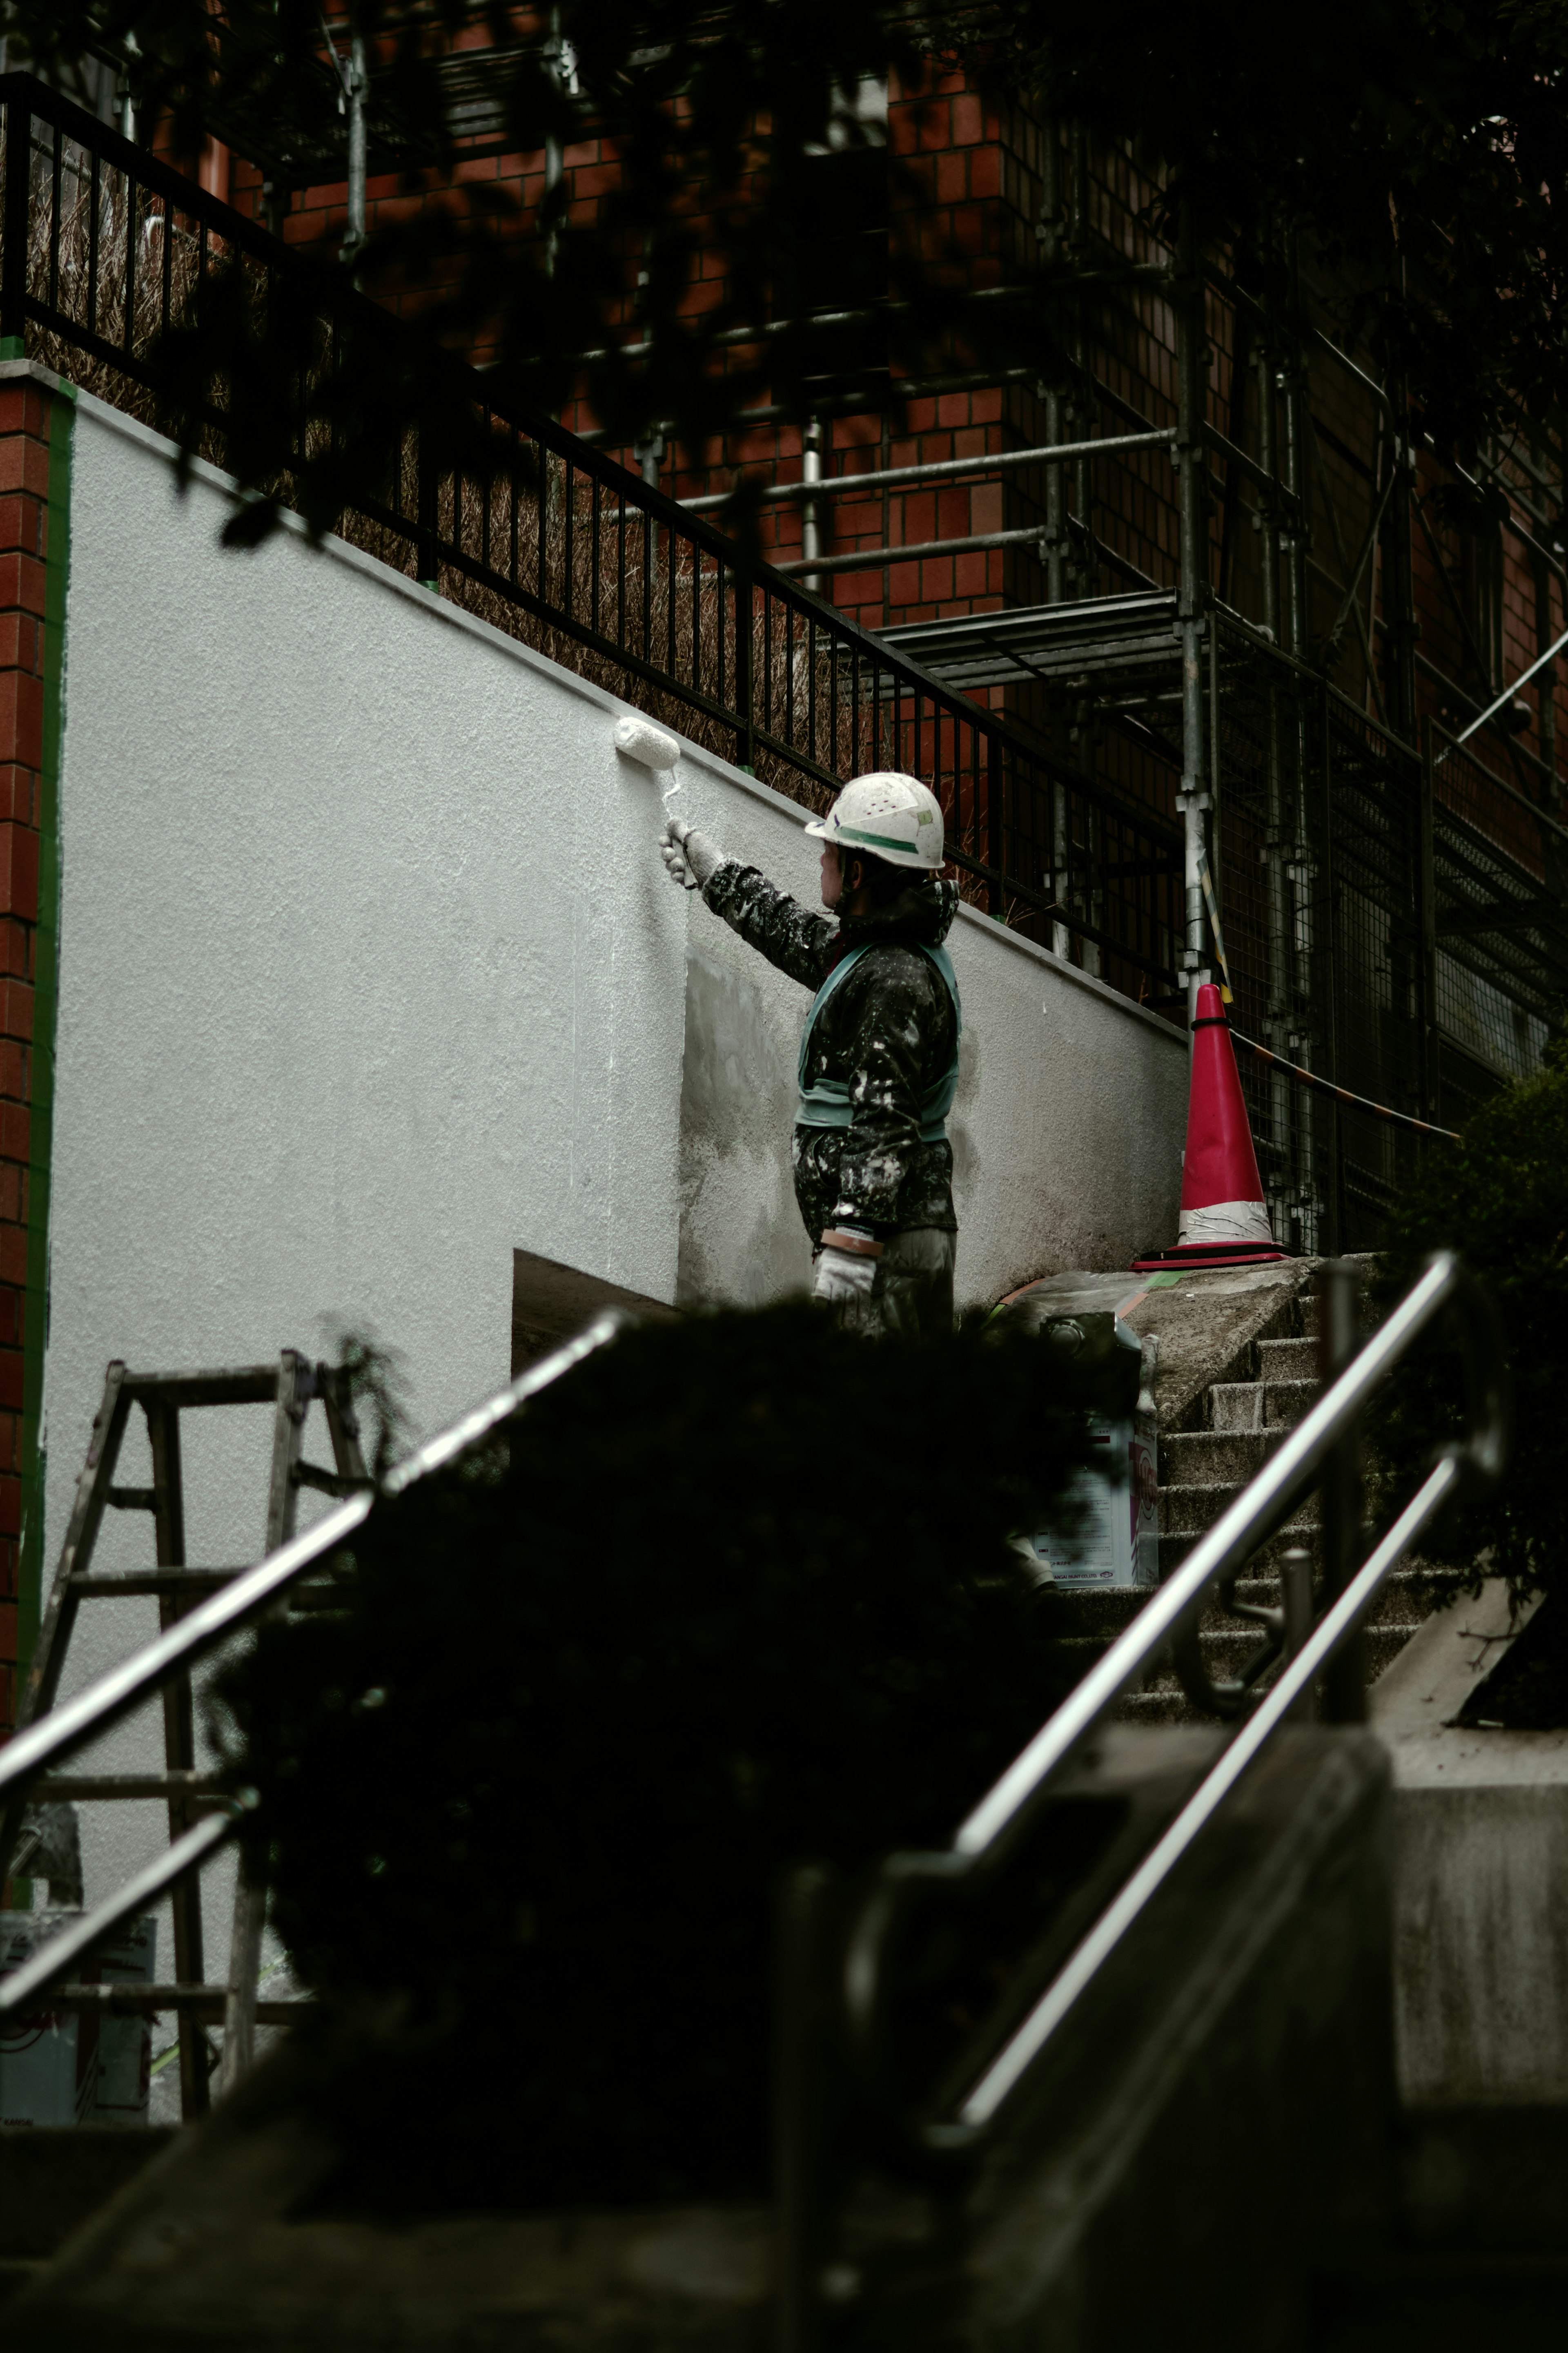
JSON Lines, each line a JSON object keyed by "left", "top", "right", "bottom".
{"left": 0, "top": 377, "right": 50, "bottom": 1738}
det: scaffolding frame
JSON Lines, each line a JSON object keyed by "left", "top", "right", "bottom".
{"left": 701, "top": 110, "right": 1567, "bottom": 1249}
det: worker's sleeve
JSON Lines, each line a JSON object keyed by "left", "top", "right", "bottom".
{"left": 702, "top": 863, "right": 836, "bottom": 990}
{"left": 830, "top": 952, "right": 936, "bottom": 1231}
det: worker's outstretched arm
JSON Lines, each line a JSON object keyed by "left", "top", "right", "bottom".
{"left": 659, "top": 816, "right": 833, "bottom": 988}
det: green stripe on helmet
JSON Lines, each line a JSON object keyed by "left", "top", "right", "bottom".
{"left": 835, "top": 823, "right": 936, "bottom": 855}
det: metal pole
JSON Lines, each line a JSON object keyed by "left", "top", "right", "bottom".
{"left": 1454, "top": 618, "right": 1568, "bottom": 747}
{"left": 1254, "top": 228, "right": 1290, "bottom": 1208}
{"left": 417, "top": 421, "right": 437, "bottom": 591}
{"left": 1319, "top": 1260, "right": 1367, "bottom": 1723}
{"left": 678, "top": 426, "right": 1176, "bottom": 515}
{"left": 1069, "top": 122, "right": 1092, "bottom": 597}
{"left": 1277, "top": 1547, "right": 1316, "bottom": 1722}
{"left": 801, "top": 415, "right": 822, "bottom": 592}
{"left": 543, "top": 7, "right": 571, "bottom": 277}
{"left": 343, "top": 27, "right": 367, "bottom": 269}
{"left": 321, "top": 11, "right": 368, "bottom": 271}
{"left": 1, "top": 88, "right": 30, "bottom": 351}
{"left": 634, "top": 429, "right": 665, "bottom": 490}
{"left": 774, "top": 1865, "right": 844, "bottom": 2353}
{"left": 1418, "top": 717, "right": 1438, "bottom": 1128}
{"left": 735, "top": 566, "right": 755, "bottom": 772}
{"left": 1175, "top": 202, "right": 1211, "bottom": 1025}
{"left": 1321, "top": 680, "right": 1343, "bottom": 1257}
{"left": 1278, "top": 235, "right": 1310, "bottom": 663}
{"left": 1383, "top": 314, "right": 1419, "bottom": 739}
{"left": 1038, "top": 123, "right": 1067, "bottom": 604}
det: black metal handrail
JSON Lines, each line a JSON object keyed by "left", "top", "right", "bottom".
{"left": 0, "top": 71, "right": 1183, "bottom": 998}
{"left": 837, "top": 1251, "right": 1507, "bottom": 2152}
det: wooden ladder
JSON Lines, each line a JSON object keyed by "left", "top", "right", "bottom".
{"left": 2, "top": 1351, "right": 368, "bottom": 2119}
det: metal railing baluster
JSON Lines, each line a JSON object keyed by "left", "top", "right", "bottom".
{"left": 563, "top": 459, "right": 575, "bottom": 622}
{"left": 480, "top": 411, "right": 492, "bottom": 574}
{"left": 509, "top": 424, "right": 519, "bottom": 586}
{"left": 0, "top": 101, "right": 29, "bottom": 349}
{"left": 587, "top": 473, "right": 600, "bottom": 636}
{"left": 160, "top": 187, "right": 172, "bottom": 348}
{"left": 122, "top": 170, "right": 137, "bottom": 357}
{"left": 87, "top": 147, "right": 100, "bottom": 338}
{"left": 47, "top": 121, "right": 61, "bottom": 318}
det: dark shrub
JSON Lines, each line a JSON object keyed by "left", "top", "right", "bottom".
{"left": 218, "top": 1302, "right": 1108, "bottom": 2210}
{"left": 1370, "top": 1035, "right": 1568, "bottom": 1601}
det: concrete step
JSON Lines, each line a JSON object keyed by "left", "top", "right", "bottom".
{"left": 1160, "top": 1482, "right": 1321, "bottom": 1536}
{"left": 1208, "top": 1378, "right": 1315, "bottom": 1432}
{"left": 1056, "top": 1566, "right": 1440, "bottom": 1641}
{"left": 1301, "top": 1295, "right": 1321, "bottom": 1338}
{"left": 1266, "top": 1378, "right": 1316, "bottom": 1426}
{"left": 1107, "top": 1621, "right": 1424, "bottom": 1723}
{"left": 1065, "top": 1615, "right": 1421, "bottom": 1688}
{"left": 1257, "top": 1335, "right": 1319, "bottom": 1382}
{"left": 1210, "top": 1381, "right": 1265, "bottom": 1432}
{"left": 1162, "top": 1427, "right": 1280, "bottom": 1485}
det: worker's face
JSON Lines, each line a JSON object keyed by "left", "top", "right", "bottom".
{"left": 820, "top": 844, "right": 843, "bottom": 908}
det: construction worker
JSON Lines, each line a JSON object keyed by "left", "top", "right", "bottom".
{"left": 659, "top": 772, "right": 961, "bottom": 1337}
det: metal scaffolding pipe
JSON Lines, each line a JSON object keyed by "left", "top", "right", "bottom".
{"left": 677, "top": 428, "right": 1175, "bottom": 515}
{"left": 800, "top": 416, "right": 823, "bottom": 591}
{"left": 1175, "top": 205, "right": 1211, "bottom": 1023}
{"left": 773, "top": 524, "right": 1049, "bottom": 578}
{"left": 321, "top": 10, "right": 367, "bottom": 269}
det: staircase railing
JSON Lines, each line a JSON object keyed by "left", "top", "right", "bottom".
{"left": 0, "top": 71, "right": 1182, "bottom": 1000}
{"left": 826, "top": 1251, "right": 1507, "bottom": 2180}
{"left": 0, "top": 1313, "right": 626, "bottom": 2042}
{"left": 1, "top": 1257, "right": 1508, "bottom": 2236}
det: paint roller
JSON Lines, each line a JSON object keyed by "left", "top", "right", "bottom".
{"left": 615, "top": 714, "right": 684, "bottom": 820}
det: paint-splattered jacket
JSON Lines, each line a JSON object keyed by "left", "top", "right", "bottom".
{"left": 702, "top": 862, "right": 961, "bottom": 1245}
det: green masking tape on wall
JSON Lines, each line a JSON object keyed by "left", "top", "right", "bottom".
{"left": 16, "top": 378, "right": 74, "bottom": 1746}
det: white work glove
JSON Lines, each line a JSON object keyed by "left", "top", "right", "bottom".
{"left": 813, "top": 1228, "right": 881, "bottom": 1305}
{"left": 659, "top": 814, "right": 723, "bottom": 891}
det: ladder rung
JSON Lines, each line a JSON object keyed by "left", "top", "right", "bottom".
{"left": 292, "top": 1461, "right": 372, "bottom": 1497}
{"left": 50, "top": 1983, "right": 310, "bottom": 2024}
{"left": 120, "top": 1367, "right": 283, "bottom": 1407}
{"left": 68, "top": 1570, "right": 243, "bottom": 1597}
{"left": 107, "top": 1485, "right": 158, "bottom": 1512}
{"left": 31, "top": 1772, "right": 227, "bottom": 1801}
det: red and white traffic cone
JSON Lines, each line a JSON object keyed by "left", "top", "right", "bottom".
{"left": 1131, "top": 984, "right": 1290, "bottom": 1273}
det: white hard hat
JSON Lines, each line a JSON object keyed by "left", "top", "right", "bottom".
{"left": 804, "top": 772, "right": 945, "bottom": 871}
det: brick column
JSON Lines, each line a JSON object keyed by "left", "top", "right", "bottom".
{"left": 0, "top": 369, "right": 68, "bottom": 1744}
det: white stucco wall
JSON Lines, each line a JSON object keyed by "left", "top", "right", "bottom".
{"left": 29, "top": 381, "right": 1188, "bottom": 2036}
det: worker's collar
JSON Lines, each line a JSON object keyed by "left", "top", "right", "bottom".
{"left": 835, "top": 876, "right": 959, "bottom": 948}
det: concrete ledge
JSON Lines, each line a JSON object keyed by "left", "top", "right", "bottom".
{"left": 1371, "top": 1582, "right": 1568, "bottom": 2102}
{"left": 1000, "top": 1256, "right": 1319, "bottom": 1432}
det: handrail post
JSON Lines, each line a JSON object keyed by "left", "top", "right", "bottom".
{"left": 1277, "top": 1546, "right": 1315, "bottom": 1722}
{"left": 1, "top": 89, "right": 31, "bottom": 353}
{"left": 775, "top": 1864, "right": 844, "bottom": 2353}
{"left": 1319, "top": 1260, "right": 1367, "bottom": 1720}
